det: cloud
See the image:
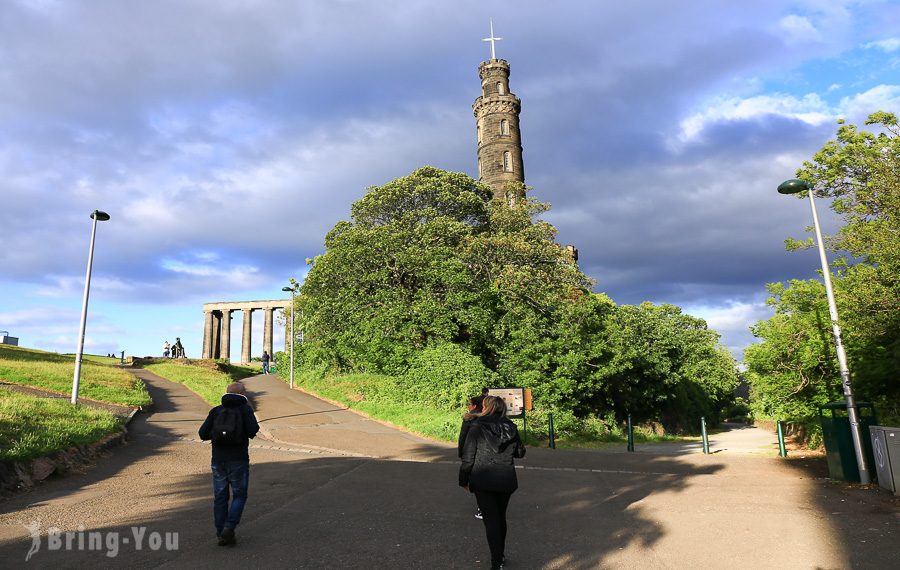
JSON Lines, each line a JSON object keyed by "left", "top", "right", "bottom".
{"left": 778, "top": 15, "right": 822, "bottom": 44}
{"left": 2, "top": 0, "right": 900, "bottom": 359}
{"left": 863, "top": 37, "right": 900, "bottom": 52}
{"left": 675, "top": 93, "right": 832, "bottom": 145}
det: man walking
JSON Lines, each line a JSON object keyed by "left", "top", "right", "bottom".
{"left": 199, "top": 382, "right": 260, "bottom": 546}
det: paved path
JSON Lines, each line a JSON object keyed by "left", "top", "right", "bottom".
{"left": 0, "top": 372, "right": 896, "bottom": 569}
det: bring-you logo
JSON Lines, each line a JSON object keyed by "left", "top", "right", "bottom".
{"left": 24, "top": 521, "right": 178, "bottom": 560}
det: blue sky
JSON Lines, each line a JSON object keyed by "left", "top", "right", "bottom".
{"left": 1, "top": 0, "right": 898, "bottom": 362}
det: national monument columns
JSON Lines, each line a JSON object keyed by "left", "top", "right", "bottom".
{"left": 201, "top": 300, "right": 290, "bottom": 364}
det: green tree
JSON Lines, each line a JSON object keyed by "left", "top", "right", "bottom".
{"left": 299, "top": 167, "right": 494, "bottom": 373}
{"left": 749, "top": 112, "right": 900, "bottom": 424}
{"left": 297, "top": 167, "right": 741, "bottom": 432}
{"left": 597, "top": 302, "right": 738, "bottom": 429}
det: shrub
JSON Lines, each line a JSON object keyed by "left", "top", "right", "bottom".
{"left": 398, "top": 343, "right": 498, "bottom": 411}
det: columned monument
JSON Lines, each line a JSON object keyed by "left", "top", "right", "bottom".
{"left": 474, "top": 21, "right": 525, "bottom": 202}
{"left": 201, "top": 299, "right": 290, "bottom": 363}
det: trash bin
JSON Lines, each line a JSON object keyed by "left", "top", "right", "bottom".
{"left": 818, "top": 401, "right": 877, "bottom": 482}
{"left": 870, "top": 426, "right": 900, "bottom": 495}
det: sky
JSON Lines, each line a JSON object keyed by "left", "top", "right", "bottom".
{"left": 1, "top": 0, "right": 899, "bottom": 363}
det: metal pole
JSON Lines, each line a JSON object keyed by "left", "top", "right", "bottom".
{"left": 627, "top": 414, "right": 635, "bottom": 452}
{"left": 289, "top": 288, "right": 295, "bottom": 390}
{"left": 548, "top": 412, "right": 555, "bottom": 449}
{"left": 807, "top": 191, "right": 870, "bottom": 484}
{"left": 777, "top": 420, "right": 788, "bottom": 457}
{"left": 72, "top": 211, "right": 105, "bottom": 405}
{"left": 701, "top": 417, "right": 710, "bottom": 454}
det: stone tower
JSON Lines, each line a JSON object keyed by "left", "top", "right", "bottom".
{"left": 473, "top": 30, "right": 524, "bottom": 201}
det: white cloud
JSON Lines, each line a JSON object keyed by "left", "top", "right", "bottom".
{"left": 839, "top": 85, "right": 900, "bottom": 121}
{"left": 687, "top": 301, "right": 772, "bottom": 333}
{"left": 677, "top": 84, "right": 900, "bottom": 145}
{"left": 676, "top": 93, "right": 832, "bottom": 144}
{"left": 778, "top": 15, "right": 822, "bottom": 44}
{"left": 863, "top": 37, "right": 900, "bottom": 52}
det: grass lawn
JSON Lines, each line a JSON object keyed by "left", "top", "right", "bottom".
{"left": 141, "top": 360, "right": 259, "bottom": 405}
{"left": 0, "top": 390, "right": 123, "bottom": 462}
{"left": 276, "top": 366, "right": 697, "bottom": 446}
{"left": 0, "top": 345, "right": 150, "bottom": 406}
{"left": 278, "top": 368, "right": 462, "bottom": 441}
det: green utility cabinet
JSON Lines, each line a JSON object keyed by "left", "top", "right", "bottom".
{"left": 818, "top": 402, "right": 877, "bottom": 482}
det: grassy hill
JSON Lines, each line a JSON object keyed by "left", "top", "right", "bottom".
{"left": 0, "top": 345, "right": 149, "bottom": 406}
{"left": 140, "top": 359, "right": 258, "bottom": 405}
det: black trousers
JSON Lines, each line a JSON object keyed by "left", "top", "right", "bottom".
{"left": 474, "top": 490, "right": 513, "bottom": 567}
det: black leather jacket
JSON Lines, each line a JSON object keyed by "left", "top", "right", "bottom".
{"left": 459, "top": 414, "right": 526, "bottom": 493}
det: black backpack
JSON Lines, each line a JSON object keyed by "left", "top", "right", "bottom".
{"left": 211, "top": 406, "right": 245, "bottom": 445}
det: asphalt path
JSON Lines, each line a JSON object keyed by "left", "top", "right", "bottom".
{"left": 0, "top": 372, "right": 897, "bottom": 569}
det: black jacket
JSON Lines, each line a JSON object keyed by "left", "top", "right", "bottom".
{"left": 459, "top": 415, "right": 526, "bottom": 493}
{"left": 198, "top": 393, "right": 260, "bottom": 462}
{"left": 457, "top": 413, "right": 478, "bottom": 458}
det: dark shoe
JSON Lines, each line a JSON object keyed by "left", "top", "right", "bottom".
{"left": 218, "top": 527, "right": 235, "bottom": 546}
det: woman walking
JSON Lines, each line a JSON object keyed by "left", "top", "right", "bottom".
{"left": 459, "top": 395, "right": 526, "bottom": 570}
{"left": 458, "top": 395, "right": 485, "bottom": 520}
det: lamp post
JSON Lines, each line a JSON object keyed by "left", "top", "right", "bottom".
{"left": 778, "top": 178, "right": 870, "bottom": 484}
{"left": 281, "top": 285, "right": 298, "bottom": 389}
{"left": 72, "top": 210, "right": 110, "bottom": 405}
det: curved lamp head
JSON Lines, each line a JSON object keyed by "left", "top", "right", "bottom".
{"left": 777, "top": 179, "right": 812, "bottom": 195}
{"left": 90, "top": 210, "right": 111, "bottom": 221}
{"left": 282, "top": 286, "right": 296, "bottom": 293}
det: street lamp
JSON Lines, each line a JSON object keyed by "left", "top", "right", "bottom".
{"left": 778, "top": 178, "right": 870, "bottom": 484}
{"left": 72, "top": 210, "right": 110, "bottom": 405}
{"left": 281, "top": 285, "right": 298, "bottom": 389}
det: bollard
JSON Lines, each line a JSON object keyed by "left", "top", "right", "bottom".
{"left": 627, "top": 414, "right": 635, "bottom": 452}
{"left": 701, "top": 416, "right": 710, "bottom": 454}
{"left": 777, "top": 420, "right": 788, "bottom": 457}
{"left": 548, "top": 412, "right": 556, "bottom": 449}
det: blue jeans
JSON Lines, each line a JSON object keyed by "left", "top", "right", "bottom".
{"left": 211, "top": 461, "right": 250, "bottom": 532}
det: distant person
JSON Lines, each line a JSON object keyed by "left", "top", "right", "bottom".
{"left": 173, "top": 337, "right": 184, "bottom": 359}
{"left": 459, "top": 395, "right": 526, "bottom": 570}
{"left": 261, "top": 351, "right": 270, "bottom": 375}
{"left": 458, "top": 395, "right": 485, "bottom": 520}
{"left": 198, "top": 382, "right": 260, "bottom": 546}
{"left": 163, "top": 340, "right": 170, "bottom": 358}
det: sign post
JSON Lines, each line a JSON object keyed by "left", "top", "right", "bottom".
{"left": 487, "top": 387, "right": 533, "bottom": 443}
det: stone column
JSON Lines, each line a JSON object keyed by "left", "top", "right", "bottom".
{"left": 211, "top": 311, "right": 222, "bottom": 359}
{"left": 263, "top": 308, "right": 274, "bottom": 358}
{"left": 241, "top": 308, "right": 253, "bottom": 364}
{"left": 220, "top": 309, "right": 232, "bottom": 362}
{"left": 202, "top": 310, "right": 214, "bottom": 359}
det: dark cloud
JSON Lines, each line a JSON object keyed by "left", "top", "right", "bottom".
{"left": 1, "top": 0, "right": 898, "bottom": 357}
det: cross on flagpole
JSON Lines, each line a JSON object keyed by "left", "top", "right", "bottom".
{"left": 483, "top": 19, "right": 503, "bottom": 60}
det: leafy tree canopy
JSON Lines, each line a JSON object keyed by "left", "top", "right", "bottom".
{"left": 749, "top": 112, "right": 900, "bottom": 424}
{"left": 296, "top": 166, "right": 739, "bottom": 431}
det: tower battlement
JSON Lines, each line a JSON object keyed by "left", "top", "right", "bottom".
{"left": 473, "top": 57, "right": 525, "bottom": 201}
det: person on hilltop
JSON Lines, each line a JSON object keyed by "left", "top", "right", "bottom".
{"left": 459, "top": 395, "right": 526, "bottom": 570}
{"left": 458, "top": 394, "right": 485, "bottom": 520}
{"left": 261, "top": 350, "right": 271, "bottom": 375}
{"left": 163, "top": 340, "right": 170, "bottom": 358}
{"left": 173, "top": 337, "right": 184, "bottom": 358}
{"left": 198, "top": 382, "right": 260, "bottom": 546}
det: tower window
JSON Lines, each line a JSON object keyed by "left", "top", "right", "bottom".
{"left": 500, "top": 119, "right": 509, "bottom": 135}
{"left": 497, "top": 82, "right": 506, "bottom": 95}
{"left": 478, "top": 159, "right": 482, "bottom": 178}
{"left": 477, "top": 123, "right": 482, "bottom": 143}
{"left": 503, "top": 151, "right": 512, "bottom": 172}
